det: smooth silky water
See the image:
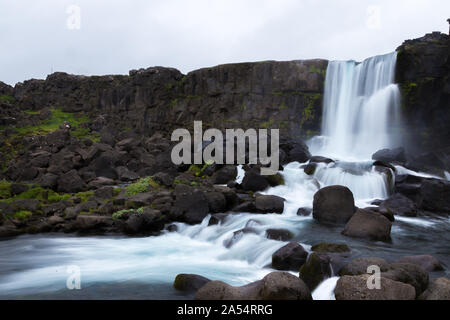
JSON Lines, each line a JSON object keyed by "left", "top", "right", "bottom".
{"left": 1, "top": 53, "right": 449, "bottom": 300}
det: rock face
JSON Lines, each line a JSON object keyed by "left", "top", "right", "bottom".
{"left": 194, "top": 272, "right": 312, "bottom": 300}
{"left": 396, "top": 32, "right": 450, "bottom": 164}
{"left": 272, "top": 242, "right": 308, "bottom": 271}
{"left": 372, "top": 148, "right": 407, "bottom": 164}
{"left": 381, "top": 263, "right": 429, "bottom": 297}
{"left": 334, "top": 275, "right": 416, "bottom": 300}
{"left": 342, "top": 209, "right": 392, "bottom": 241}
{"left": 312, "top": 186, "right": 355, "bottom": 224}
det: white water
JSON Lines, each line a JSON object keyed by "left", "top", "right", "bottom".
{"left": 310, "top": 52, "right": 401, "bottom": 160}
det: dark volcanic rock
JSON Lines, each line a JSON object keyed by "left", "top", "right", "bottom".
{"left": 312, "top": 185, "right": 355, "bottom": 224}
{"left": 173, "top": 274, "right": 211, "bottom": 293}
{"left": 396, "top": 255, "right": 443, "bottom": 272}
{"left": 379, "top": 193, "right": 418, "bottom": 217}
{"left": 195, "top": 272, "right": 312, "bottom": 300}
{"left": 254, "top": 195, "right": 284, "bottom": 214}
{"left": 272, "top": 242, "right": 308, "bottom": 271}
{"left": 339, "top": 257, "right": 390, "bottom": 276}
{"left": 241, "top": 169, "right": 269, "bottom": 192}
{"left": 382, "top": 263, "right": 429, "bottom": 297}
{"left": 419, "top": 277, "right": 450, "bottom": 300}
{"left": 171, "top": 188, "right": 209, "bottom": 224}
{"left": 335, "top": 275, "right": 416, "bottom": 300}
{"left": 342, "top": 209, "right": 392, "bottom": 242}
{"left": 266, "top": 228, "right": 294, "bottom": 241}
{"left": 299, "top": 253, "right": 332, "bottom": 291}
{"left": 372, "top": 147, "right": 407, "bottom": 164}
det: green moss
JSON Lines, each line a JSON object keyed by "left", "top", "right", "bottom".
{"left": 24, "top": 110, "right": 41, "bottom": 115}
{"left": 47, "top": 192, "right": 72, "bottom": 203}
{"left": 14, "top": 108, "right": 91, "bottom": 138}
{"left": 125, "top": 177, "right": 159, "bottom": 196}
{"left": 71, "top": 127, "right": 100, "bottom": 142}
{"left": 13, "top": 210, "right": 32, "bottom": 220}
{"left": 173, "top": 179, "right": 189, "bottom": 185}
{"left": 73, "top": 191, "right": 94, "bottom": 202}
{"left": 308, "top": 66, "right": 326, "bottom": 77}
{"left": 260, "top": 120, "right": 274, "bottom": 129}
{"left": 0, "top": 180, "right": 11, "bottom": 199}
{"left": 279, "top": 103, "right": 288, "bottom": 110}
{"left": 170, "top": 98, "right": 178, "bottom": 108}
{"left": 112, "top": 207, "right": 145, "bottom": 219}
{"left": 0, "top": 95, "right": 15, "bottom": 104}
{"left": 299, "top": 94, "right": 321, "bottom": 131}
{"left": 311, "top": 242, "right": 350, "bottom": 253}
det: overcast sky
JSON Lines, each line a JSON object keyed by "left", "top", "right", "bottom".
{"left": 0, "top": 0, "right": 449, "bottom": 86}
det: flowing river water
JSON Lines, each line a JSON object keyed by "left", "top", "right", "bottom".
{"left": 0, "top": 52, "right": 449, "bottom": 300}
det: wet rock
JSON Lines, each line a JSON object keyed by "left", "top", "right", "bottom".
{"left": 299, "top": 253, "right": 332, "bottom": 291}
{"left": 419, "top": 277, "right": 450, "bottom": 300}
{"left": 171, "top": 189, "right": 209, "bottom": 224}
{"left": 74, "top": 215, "right": 113, "bottom": 233}
{"left": 266, "top": 228, "right": 293, "bottom": 241}
{"left": 310, "top": 156, "right": 334, "bottom": 164}
{"left": 265, "top": 173, "right": 285, "bottom": 187}
{"left": 241, "top": 169, "right": 269, "bottom": 192}
{"left": 205, "top": 192, "right": 227, "bottom": 213}
{"left": 381, "top": 263, "right": 429, "bottom": 297}
{"left": 208, "top": 213, "right": 229, "bottom": 226}
{"left": 223, "top": 228, "right": 259, "bottom": 248}
{"left": 272, "top": 242, "right": 308, "bottom": 271}
{"left": 152, "top": 172, "right": 173, "bottom": 187}
{"left": 420, "top": 178, "right": 450, "bottom": 214}
{"left": 339, "top": 257, "right": 390, "bottom": 276}
{"left": 379, "top": 193, "right": 418, "bottom": 217}
{"left": 296, "top": 208, "right": 311, "bottom": 216}
{"left": 195, "top": 272, "right": 312, "bottom": 300}
{"left": 312, "top": 185, "right": 355, "bottom": 224}
{"left": 372, "top": 147, "right": 406, "bottom": 164}
{"left": 173, "top": 274, "right": 212, "bottom": 293}
{"left": 396, "top": 255, "right": 443, "bottom": 272}
{"left": 311, "top": 242, "right": 350, "bottom": 253}
{"left": 211, "top": 165, "right": 237, "bottom": 185}
{"left": 303, "top": 163, "right": 316, "bottom": 175}
{"left": 124, "top": 208, "right": 166, "bottom": 234}
{"left": 254, "top": 195, "right": 284, "bottom": 214}
{"left": 342, "top": 209, "right": 392, "bottom": 242}
{"left": 335, "top": 275, "right": 416, "bottom": 300}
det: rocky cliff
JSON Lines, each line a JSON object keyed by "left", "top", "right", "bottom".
{"left": 396, "top": 31, "right": 450, "bottom": 169}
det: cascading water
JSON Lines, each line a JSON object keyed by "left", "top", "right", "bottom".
{"left": 310, "top": 52, "right": 402, "bottom": 160}
{"left": 2, "top": 52, "right": 448, "bottom": 300}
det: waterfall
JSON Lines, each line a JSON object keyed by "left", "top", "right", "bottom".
{"left": 310, "top": 52, "right": 402, "bottom": 160}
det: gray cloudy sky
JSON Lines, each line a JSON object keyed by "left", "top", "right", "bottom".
{"left": 0, "top": 0, "right": 449, "bottom": 86}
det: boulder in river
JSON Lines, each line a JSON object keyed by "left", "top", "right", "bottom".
{"left": 272, "top": 242, "right": 308, "bottom": 271}
{"left": 342, "top": 209, "right": 392, "bottom": 242}
{"left": 312, "top": 185, "right": 356, "bottom": 224}
{"left": 299, "top": 253, "right": 332, "bottom": 291}
{"left": 266, "top": 228, "right": 294, "bottom": 241}
{"left": 381, "top": 263, "right": 429, "bottom": 297}
{"left": 334, "top": 275, "right": 416, "bottom": 300}
{"left": 194, "top": 272, "right": 312, "bottom": 300}
{"left": 241, "top": 169, "right": 269, "bottom": 192}
{"left": 339, "top": 257, "right": 390, "bottom": 276}
{"left": 254, "top": 195, "right": 284, "bottom": 214}
{"left": 173, "top": 274, "right": 212, "bottom": 293}
{"left": 379, "top": 193, "right": 418, "bottom": 217}
{"left": 395, "top": 255, "right": 443, "bottom": 272}
{"left": 419, "top": 277, "right": 450, "bottom": 300}
{"left": 372, "top": 147, "right": 407, "bottom": 164}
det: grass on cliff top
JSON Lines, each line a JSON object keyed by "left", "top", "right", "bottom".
{"left": 0, "top": 95, "right": 16, "bottom": 104}
{"left": 16, "top": 108, "right": 91, "bottom": 137}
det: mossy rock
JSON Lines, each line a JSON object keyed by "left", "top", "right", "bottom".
{"left": 299, "top": 253, "right": 332, "bottom": 291}
{"left": 311, "top": 242, "right": 351, "bottom": 253}
{"left": 266, "top": 173, "right": 285, "bottom": 187}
